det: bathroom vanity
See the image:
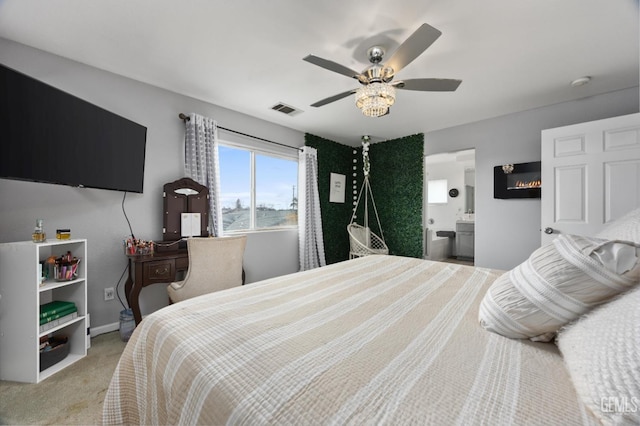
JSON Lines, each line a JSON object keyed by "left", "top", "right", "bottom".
{"left": 455, "top": 221, "right": 475, "bottom": 260}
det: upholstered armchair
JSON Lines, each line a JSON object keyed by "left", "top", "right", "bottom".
{"left": 167, "top": 235, "right": 247, "bottom": 303}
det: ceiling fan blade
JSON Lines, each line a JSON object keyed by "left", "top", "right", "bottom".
{"left": 303, "top": 55, "right": 361, "bottom": 80}
{"left": 310, "top": 89, "right": 357, "bottom": 107}
{"left": 384, "top": 23, "right": 442, "bottom": 74}
{"left": 393, "top": 78, "right": 462, "bottom": 92}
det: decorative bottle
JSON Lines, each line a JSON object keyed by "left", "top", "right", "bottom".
{"left": 32, "top": 219, "right": 46, "bottom": 243}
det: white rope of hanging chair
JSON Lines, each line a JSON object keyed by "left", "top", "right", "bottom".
{"left": 349, "top": 175, "right": 388, "bottom": 256}
{"left": 348, "top": 135, "right": 388, "bottom": 257}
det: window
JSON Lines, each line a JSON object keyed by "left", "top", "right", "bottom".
{"left": 427, "top": 179, "right": 448, "bottom": 204}
{"left": 219, "top": 144, "right": 298, "bottom": 232}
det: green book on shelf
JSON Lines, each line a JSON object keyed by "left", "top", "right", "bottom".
{"left": 40, "top": 305, "right": 77, "bottom": 325}
{"left": 39, "top": 311, "right": 78, "bottom": 333}
{"left": 40, "top": 301, "right": 77, "bottom": 319}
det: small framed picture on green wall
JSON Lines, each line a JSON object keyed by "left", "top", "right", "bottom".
{"left": 329, "top": 173, "right": 346, "bottom": 203}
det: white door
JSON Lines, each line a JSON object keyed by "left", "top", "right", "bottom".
{"left": 541, "top": 113, "right": 640, "bottom": 246}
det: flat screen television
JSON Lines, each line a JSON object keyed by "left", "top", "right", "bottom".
{"left": 0, "top": 64, "right": 147, "bottom": 193}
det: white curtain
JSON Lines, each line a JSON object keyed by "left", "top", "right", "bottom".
{"left": 298, "top": 146, "right": 326, "bottom": 271}
{"left": 184, "top": 113, "right": 223, "bottom": 237}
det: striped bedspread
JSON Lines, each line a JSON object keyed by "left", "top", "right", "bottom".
{"left": 102, "top": 255, "right": 598, "bottom": 425}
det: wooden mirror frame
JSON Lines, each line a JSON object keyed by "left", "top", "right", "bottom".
{"left": 163, "top": 177, "right": 209, "bottom": 241}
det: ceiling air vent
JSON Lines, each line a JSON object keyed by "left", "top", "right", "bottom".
{"left": 271, "top": 102, "right": 302, "bottom": 116}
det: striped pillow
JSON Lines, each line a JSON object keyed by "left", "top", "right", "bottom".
{"left": 478, "top": 234, "right": 640, "bottom": 341}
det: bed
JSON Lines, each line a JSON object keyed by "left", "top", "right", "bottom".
{"left": 103, "top": 253, "right": 607, "bottom": 425}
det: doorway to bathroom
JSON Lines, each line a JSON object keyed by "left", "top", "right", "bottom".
{"left": 424, "top": 149, "right": 475, "bottom": 265}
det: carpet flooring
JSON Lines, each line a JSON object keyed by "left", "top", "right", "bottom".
{"left": 0, "top": 331, "right": 126, "bottom": 425}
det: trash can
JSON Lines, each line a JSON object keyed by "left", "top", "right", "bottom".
{"left": 119, "top": 308, "right": 135, "bottom": 342}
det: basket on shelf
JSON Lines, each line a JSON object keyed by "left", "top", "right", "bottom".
{"left": 39, "top": 336, "right": 69, "bottom": 371}
{"left": 44, "top": 256, "right": 81, "bottom": 282}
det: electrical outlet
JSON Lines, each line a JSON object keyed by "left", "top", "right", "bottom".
{"left": 104, "top": 287, "right": 115, "bottom": 301}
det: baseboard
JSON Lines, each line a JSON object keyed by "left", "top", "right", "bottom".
{"left": 91, "top": 321, "right": 120, "bottom": 337}
{"left": 90, "top": 313, "right": 148, "bottom": 338}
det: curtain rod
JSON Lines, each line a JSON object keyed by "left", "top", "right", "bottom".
{"left": 178, "top": 113, "right": 302, "bottom": 152}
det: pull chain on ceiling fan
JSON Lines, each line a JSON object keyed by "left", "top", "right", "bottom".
{"left": 303, "top": 23, "right": 462, "bottom": 117}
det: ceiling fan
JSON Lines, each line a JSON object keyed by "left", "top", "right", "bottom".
{"left": 303, "top": 23, "right": 462, "bottom": 117}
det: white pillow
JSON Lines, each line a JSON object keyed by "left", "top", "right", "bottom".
{"left": 478, "top": 234, "right": 640, "bottom": 341}
{"left": 597, "top": 207, "right": 640, "bottom": 244}
{"left": 557, "top": 285, "right": 640, "bottom": 425}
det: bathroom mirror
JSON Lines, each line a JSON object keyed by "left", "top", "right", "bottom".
{"left": 174, "top": 188, "right": 199, "bottom": 196}
{"left": 464, "top": 168, "right": 475, "bottom": 213}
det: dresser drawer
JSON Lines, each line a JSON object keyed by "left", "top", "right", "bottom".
{"left": 175, "top": 256, "right": 189, "bottom": 271}
{"left": 144, "top": 260, "right": 175, "bottom": 284}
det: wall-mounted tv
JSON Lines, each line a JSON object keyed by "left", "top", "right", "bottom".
{"left": 0, "top": 64, "right": 147, "bottom": 193}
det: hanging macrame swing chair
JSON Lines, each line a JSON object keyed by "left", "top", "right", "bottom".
{"left": 348, "top": 136, "right": 389, "bottom": 259}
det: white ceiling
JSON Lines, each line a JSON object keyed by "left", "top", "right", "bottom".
{"left": 0, "top": 0, "right": 638, "bottom": 147}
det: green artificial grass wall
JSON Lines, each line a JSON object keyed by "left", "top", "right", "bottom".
{"left": 305, "top": 134, "right": 357, "bottom": 265}
{"left": 368, "top": 134, "right": 424, "bottom": 258}
{"left": 305, "top": 132, "right": 424, "bottom": 263}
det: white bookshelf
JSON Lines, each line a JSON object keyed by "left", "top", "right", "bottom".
{"left": 0, "top": 239, "right": 87, "bottom": 383}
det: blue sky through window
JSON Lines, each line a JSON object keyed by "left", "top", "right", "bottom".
{"left": 218, "top": 145, "right": 298, "bottom": 211}
{"left": 219, "top": 146, "right": 250, "bottom": 209}
{"left": 256, "top": 154, "right": 298, "bottom": 210}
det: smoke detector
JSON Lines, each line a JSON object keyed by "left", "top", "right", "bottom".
{"left": 571, "top": 76, "right": 591, "bottom": 87}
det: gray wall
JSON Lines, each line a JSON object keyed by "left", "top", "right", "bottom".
{"left": 425, "top": 88, "right": 639, "bottom": 270}
{"left": 0, "top": 38, "right": 302, "bottom": 332}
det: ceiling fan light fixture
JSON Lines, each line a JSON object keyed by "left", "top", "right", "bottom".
{"left": 381, "top": 66, "right": 395, "bottom": 81}
{"left": 355, "top": 82, "right": 396, "bottom": 117}
{"left": 305, "top": 24, "right": 460, "bottom": 113}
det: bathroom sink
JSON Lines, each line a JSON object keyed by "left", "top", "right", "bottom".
{"left": 457, "top": 213, "right": 475, "bottom": 222}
